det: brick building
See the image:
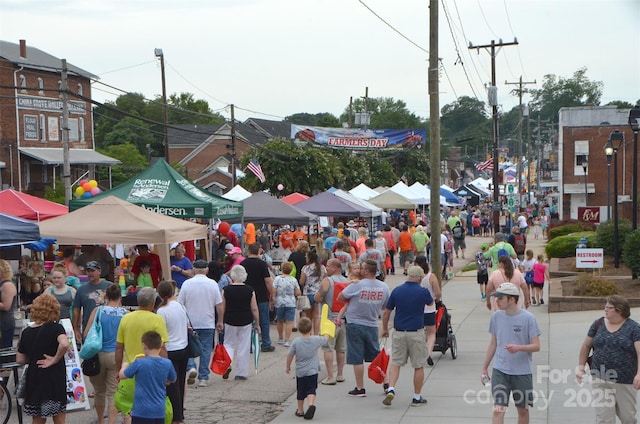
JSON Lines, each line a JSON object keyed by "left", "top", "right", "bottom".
{"left": 558, "top": 106, "right": 635, "bottom": 223}
{"left": 0, "top": 39, "right": 118, "bottom": 196}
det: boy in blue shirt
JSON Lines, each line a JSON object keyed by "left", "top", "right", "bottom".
{"left": 119, "top": 331, "right": 176, "bottom": 424}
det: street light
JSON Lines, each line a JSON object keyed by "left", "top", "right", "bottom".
{"left": 609, "top": 129, "right": 624, "bottom": 268}
{"left": 604, "top": 140, "right": 613, "bottom": 221}
{"left": 582, "top": 159, "right": 588, "bottom": 206}
{"left": 629, "top": 109, "right": 640, "bottom": 230}
{"left": 154, "top": 48, "right": 169, "bottom": 161}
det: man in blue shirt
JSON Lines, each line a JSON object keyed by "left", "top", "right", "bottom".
{"left": 323, "top": 228, "right": 340, "bottom": 251}
{"left": 381, "top": 266, "right": 433, "bottom": 407}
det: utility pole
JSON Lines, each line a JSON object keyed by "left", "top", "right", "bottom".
{"left": 505, "top": 76, "right": 535, "bottom": 208}
{"left": 469, "top": 38, "right": 519, "bottom": 234}
{"left": 361, "top": 87, "right": 369, "bottom": 130}
{"left": 230, "top": 104, "right": 237, "bottom": 187}
{"left": 61, "top": 59, "right": 71, "bottom": 206}
{"left": 429, "top": 0, "right": 441, "bottom": 280}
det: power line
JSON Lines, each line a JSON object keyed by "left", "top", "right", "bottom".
{"left": 358, "top": 0, "right": 429, "bottom": 54}
{"left": 165, "top": 62, "right": 229, "bottom": 108}
{"left": 451, "top": 0, "right": 490, "bottom": 86}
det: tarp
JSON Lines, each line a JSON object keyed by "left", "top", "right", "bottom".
{"left": 0, "top": 213, "right": 41, "bottom": 247}
{"left": 226, "top": 192, "right": 317, "bottom": 225}
{"left": 281, "top": 192, "right": 309, "bottom": 205}
{"left": 296, "top": 191, "right": 372, "bottom": 217}
{"left": 222, "top": 185, "right": 252, "bottom": 202}
{"left": 0, "top": 189, "right": 68, "bottom": 221}
{"left": 69, "top": 159, "right": 243, "bottom": 220}
{"left": 367, "top": 189, "right": 417, "bottom": 210}
{"left": 40, "top": 196, "right": 208, "bottom": 281}
{"left": 389, "top": 182, "right": 430, "bottom": 205}
{"left": 453, "top": 185, "right": 481, "bottom": 206}
{"left": 348, "top": 183, "right": 379, "bottom": 201}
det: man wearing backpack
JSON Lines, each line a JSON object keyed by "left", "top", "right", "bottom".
{"left": 483, "top": 232, "right": 517, "bottom": 273}
{"left": 507, "top": 227, "right": 527, "bottom": 261}
{"left": 452, "top": 221, "right": 466, "bottom": 259}
{"left": 314, "top": 259, "right": 348, "bottom": 385}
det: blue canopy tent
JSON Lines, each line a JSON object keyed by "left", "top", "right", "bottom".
{"left": 0, "top": 213, "right": 41, "bottom": 247}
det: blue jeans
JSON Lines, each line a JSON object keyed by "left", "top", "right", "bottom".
{"left": 186, "top": 328, "right": 214, "bottom": 381}
{"left": 258, "top": 302, "right": 272, "bottom": 349}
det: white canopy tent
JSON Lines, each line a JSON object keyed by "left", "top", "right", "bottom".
{"left": 332, "top": 189, "right": 382, "bottom": 217}
{"left": 368, "top": 189, "right": 417, "bottom": 210}
{"left": 348, "top": 183, "right": 379, "bottom": 201}
{"left": 389, "top": 182, "right": 430, "bottom": 205}
{"left": 409, "top": 182, "right": 447, "bottom": 206}
{"left": 222, "top": 184, "right": 252, "bottom": 201}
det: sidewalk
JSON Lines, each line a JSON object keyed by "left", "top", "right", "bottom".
{"left": 272, "top": 233, "right": 628, "bottom": 423}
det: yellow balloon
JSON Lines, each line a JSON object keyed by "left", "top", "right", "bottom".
{"left": 75, "top": 186, "right": 85, "bottom": 196}
{"left": 89, "top": 180, "right": 98, "bottom": 188}
{"left": 320, "top": 304, "right": 336, "bottom": 338}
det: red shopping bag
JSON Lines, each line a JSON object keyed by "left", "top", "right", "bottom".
{"left": 367, "top": 346, "right": 389, "bottom": 384}
{"left": 210, "top": 344, "right": 232, "bottom": 375}
{"left": 435, "top": 305, "right": 445, "bottom": 332}
{"left": 384, "top": 254, "right": 392, "bottom": 271}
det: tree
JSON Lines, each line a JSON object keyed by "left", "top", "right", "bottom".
{"left": 96, "top": 142, "right": 148, "bottom": 187}
{"left": 530, "top": 67, "right": 603, "bottom": 122}
{"left": 606, "top": 100, "right": 634, "bottom": 109}
{"left": 340, "top": 97, "right": 423, "bottom": 129}
{"left": 440, "top": 96, "right": 491, "bottom": 158}
{"left": 285, "top": 112, "right": 340, "bottom": 127}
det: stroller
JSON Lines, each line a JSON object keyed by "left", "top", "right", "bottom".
{"left": 432, "top": 301, "right": 457, "bottom": 359}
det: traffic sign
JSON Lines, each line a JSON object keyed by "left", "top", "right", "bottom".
{"left": 507, "top": 198, "right": 515, "bottom": 207}
{"left": 576, "top": 248, "right": 604, "bottom": 269}
{"left": 507, "top": 184, "right": 515, "bottom": 194}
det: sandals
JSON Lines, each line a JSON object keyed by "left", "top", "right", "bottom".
{"left": 295, "top": 411, "right": 305, "bottom": 417}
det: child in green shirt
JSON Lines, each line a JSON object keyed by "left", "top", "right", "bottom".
{"left": 136, "top": 261, "right": 154, "bottom": 288}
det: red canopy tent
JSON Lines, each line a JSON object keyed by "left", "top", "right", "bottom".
{"left": 0, "top": 189, "right": 68, "bottom": 222}
{"left": 281, "top": 192, "right": 309, "bottom": 205}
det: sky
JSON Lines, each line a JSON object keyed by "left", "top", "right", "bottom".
{"left": 1, "top": 0, "right": 638, "bottom": 123}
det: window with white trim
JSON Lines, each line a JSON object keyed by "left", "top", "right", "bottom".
{"left": 19, "top": 75, "right": 26, "bottom": 91}
{"left": 38, "top": 78, "right": 44, "bottom": 94}
{"left": 39, "top": 114, "right": 46, "bottom": 141}
{"left": 574, "top": 140, "right": 589, "bottom": 175}
{"left": 77, "top": 83, "right": 83, "bottom": 96}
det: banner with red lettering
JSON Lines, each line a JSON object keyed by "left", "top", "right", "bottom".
{"left": 291, "top": 125, "right": 426, "bottom": 149}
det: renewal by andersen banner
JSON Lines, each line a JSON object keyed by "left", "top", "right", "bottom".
{"left": 291, "top": 125, "right": 426, "bottom": 149}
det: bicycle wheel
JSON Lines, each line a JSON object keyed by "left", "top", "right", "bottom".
{"left": 0, "top": 381, "right": 11, "bottom": 424}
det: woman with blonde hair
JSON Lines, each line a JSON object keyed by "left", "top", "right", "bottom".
{"left": 47, "top": 264, "right": 75, "bottom": 320}
{"left": 0, "top": 259, "right": 17, "bottom": 348}
{"left": 17, "top": 293, "right": 69, "bottom": 424}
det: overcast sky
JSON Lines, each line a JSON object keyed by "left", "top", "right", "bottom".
{"left": 1, "top": 0, "right": 638, "bottom": 123}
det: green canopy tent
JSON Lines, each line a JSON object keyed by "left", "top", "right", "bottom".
{"left": 69, "top": 159, "right": 243, "bottom": 220}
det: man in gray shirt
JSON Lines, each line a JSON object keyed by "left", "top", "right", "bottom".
{"left": 481, "top": 282, "right": 541, "bottom": 424}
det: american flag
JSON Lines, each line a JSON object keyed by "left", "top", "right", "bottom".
{"left": 475, "top": 159, "right": 494, "bottom": 172}
{"left": 247, "top": 158, "right": 266, "bottom": 183}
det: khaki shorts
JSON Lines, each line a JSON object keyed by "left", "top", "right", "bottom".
{"left": 391, "top": 329, "right": 428, "bottom": 368}
{"left": 323, "top": 323, "right": 346, "bottom": 353}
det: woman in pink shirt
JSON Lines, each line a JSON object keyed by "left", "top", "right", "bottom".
{"left": 532, "top": 254, "right": 550, "bottom": 305}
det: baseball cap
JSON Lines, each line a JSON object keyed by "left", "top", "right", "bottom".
{"left": 193, "top": 259, "right": 209, "bottom": 269}
{"left": 331, "top": 228, "right": 338, "bottom": 234}
{"left": 491, "top": 282, "right": 520, "bottom": 297}
{"left": 407, "top": 265, "right": 425, "bottom": 279}
{"left": 85, "top": 261, "right": 101, "bottom": 270}
{"left": 224, "top": 243, "right": 234, "bottom": 251}
{"left": 229, "top": 247, "right": 242, "bottom": 255}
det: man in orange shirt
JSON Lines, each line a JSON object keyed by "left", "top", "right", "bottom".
{"left": 291, "top": 226, "right": 306, "bottom": 249}
{"left": 398, "top": 224, "right": 415, "bottom": 276}
{"left": 245, "top": 222, "right": 256, "bottom": 245}
{"left": 279, "top": 226, "right": 295, "bottom": 251}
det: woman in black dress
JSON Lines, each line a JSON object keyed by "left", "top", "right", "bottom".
{"left": 17, "top": 293, "right": 69, "bottom": 424}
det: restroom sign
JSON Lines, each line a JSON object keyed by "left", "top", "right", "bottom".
{"left": 576, "top": 248, "right": 604, "bottom": 269}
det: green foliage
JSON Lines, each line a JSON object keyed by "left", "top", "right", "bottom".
{"left": 530, "top": 67, "right": 603, "bottom": 122}
{"left": 43, "top": 180, "right": 66, "bottom": 205}
{"left": 440, "top": 96, "right": 491, "bottom": 155}
{"left": 545, "top": 232, "right": 597, "bottom": 258}
{"left": 596, "top": 219, "right": 633, "bottom": 257}
{"left": 339, "top": 97, "right": 423, "bottom": 129}
{"left": 571, "top": 274, "right": 619, "bottom": 297}
{"left": 548, "top": 221, "right": 597, "bottom": 241}
{"left": 462, "top": 262, "right": 477, "bottom": 272}
{"left": 622, "top": 229, "right": 640, "bottom": 277}
{"left": 285, "top": 112, "right": 340, "bottom": 127}
{"left": 96, "top": 143, "right": 148, "bottom": 187}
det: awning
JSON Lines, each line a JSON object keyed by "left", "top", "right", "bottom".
{"left": 563, "top": 183, "right": 595, "bottom": 194}
{"left": 18, "top": 148, "right": 120, "bottom": 165}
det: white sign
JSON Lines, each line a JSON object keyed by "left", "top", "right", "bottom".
{"left": 576, "top": 248, "right": 604, "bottom": 269}
{"left": 60, "top": 319, "right": 91, "bottom": 411}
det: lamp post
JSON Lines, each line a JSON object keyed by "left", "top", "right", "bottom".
{"left": 629, "top": 109, "right": 640, "bottom": 231}
{"left": 154, "top": 48, "right": 169, "bottom": 161}
{"left": 582, "top": 159, "right": 588, "bottom": 206}
{"left": 609, "top": 130, "right": 624, "bottom": 268}
{"left": 605, "top": 141, "right": 613, "bottom": 221}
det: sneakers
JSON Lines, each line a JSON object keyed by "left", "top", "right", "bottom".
{"left": 261, "top": 346, "right": 276, "bottom": 352}
{"left": 383, "top": 383, "right": 389, "bottom": 393}
{"left": 304, "top": 405, "right": 316, "bottom": 420}
{"left": 383, "top": 390, "right": 395, "bottom": 406}
{"left": 481, "top": 293, "right": 486, "bottom": 301}
{"left": 197, "top": 379, "right": 208, "bottom": 387}
{"left": 222, "top": 367, "right": 232, "bottom": 380}
{"left": 284, "top": 341, "right": 291, "bottom": 347}
{"left": 532, "top": 298, "right": 537, "bottom": 305}
{"left": 348, "top": 387, "right": 366, "bottom": 397}
{"left": 187, "top": 368, "right": 197, "bottom": 385}
{"left": 234, "top": 376, "right": 247, "bottom": 381}
{"left": 321, "top": 377, "right": 336, "bottom": 385}
{"left": 277, "top": 339, "right": 285, "bottom": 344}
{"left": 427, "top": 356, "right": 434, "bottom": 366}
{"left": 336, "top": 375, "right": 345, "bottom": 383}
{"left": 411, "top": 396, "right": 428, "bottom": 406}
{"left": 540, "top": 298, "right": 544, "bottom": 305}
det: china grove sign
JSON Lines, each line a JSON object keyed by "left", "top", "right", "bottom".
{"left": 576, "top": 248, "right": 604, "bottom": 269}
{"left": 578, "top": 207, "right": 600, "bottom": 223}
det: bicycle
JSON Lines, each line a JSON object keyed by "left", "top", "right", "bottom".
{"left": 0, "top": 347, "right": 23, "bottom": 424}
